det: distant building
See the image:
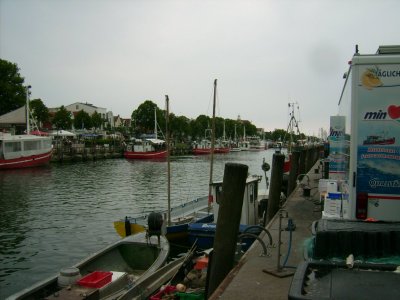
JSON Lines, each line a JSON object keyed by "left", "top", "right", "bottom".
{"left": 50, "top": 102, "right": 115, "bottom": 130}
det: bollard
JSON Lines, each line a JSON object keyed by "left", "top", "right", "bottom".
{"left": 207, "top": 163, "right": 249, "bottom": 298}
{"left": 266, "top": 153, "right": 285, "bottom": 223}
{"left": 287, "top": 151, "right": 300, "bottom": 196}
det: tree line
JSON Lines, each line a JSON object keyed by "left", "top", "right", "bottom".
{"left": 1, "top": 58, "right": 306, "bottom": 142}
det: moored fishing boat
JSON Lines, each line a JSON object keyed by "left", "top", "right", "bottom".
{"left": 188, "top": 174, "right": 267, "bottom": 250}
{"left": 124, "top": 138, "right": 167, "bottom": 159}
{"left": 113, "top": 195, "right": 213, "bottom": 242}
{"left": 124, "top": 108, "right": 167, "bottom": 160}
{"left": 0, "top": 132, "right": 53, "bottom": 169}
{"left": 7, "top": 231, "right": 169, "bottom": 300}
{"left": 0, "top": 98, "right": 53, "bottom": 170}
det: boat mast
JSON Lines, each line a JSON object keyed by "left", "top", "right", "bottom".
{"left": 208, "top": 79, "right": 217, "bottom": 207}
{"left": 26, "top": 85, "right": 31, "bottom": 134}
{"left": 165, "top": 95, "right": 171, "bottom": 226}
{"left": 154, "top": 108, "right": 157, "bottom": 139}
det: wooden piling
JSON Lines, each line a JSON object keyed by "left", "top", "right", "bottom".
{"left": 266, "top": 153, "right": 285, "bottom": 223}
{"left": 299, "top": 148, "right": 306, "bottom": 175}
{"left": 207, "top": 163, "right": 248, "bottom": 298}
{"left": 287, "top": 150, "right": 300, "bottom": 196}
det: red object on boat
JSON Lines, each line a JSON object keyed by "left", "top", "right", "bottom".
{"left": 194, "top": 256, "right": 209, "bottom": 270}
{"left": 150, "top": 285, "right": 177, "bottom": 300}
{"left": 283, "top": 154, "right": 291, "bottom": 173}
{"left": 77, "top": 271, "right": 112, "bottom": 288}
{"left": 30, "top": 130, "right": 49, "bottom": 136}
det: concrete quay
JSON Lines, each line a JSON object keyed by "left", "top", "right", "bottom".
{"left": 209, "top": 162, "right": 323, "bottom": 300}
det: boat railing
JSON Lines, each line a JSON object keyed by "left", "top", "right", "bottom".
{"left": 169, "top": 196, "right": 209, "bottom": 219}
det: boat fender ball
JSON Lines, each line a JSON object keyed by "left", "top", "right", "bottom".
{"left": 176, "top": 283, "right": 186, "bottom": 292}
{"left": 262, "top": 162, "right": 270, "bottom": 172}
{"left": 148, "top": 212, "right": 163, "bottom": 232}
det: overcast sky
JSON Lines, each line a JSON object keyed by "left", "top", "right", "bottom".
{"left": 1, "top": 0, "right": 399, "bottom": 135}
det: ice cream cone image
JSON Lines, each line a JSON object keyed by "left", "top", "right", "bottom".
{"left": 361, "top": 69, "right": 382, "bottom": 90}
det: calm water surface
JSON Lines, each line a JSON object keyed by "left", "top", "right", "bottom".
{"left": 0, "top": 149, "right": 275, "bottom": 298}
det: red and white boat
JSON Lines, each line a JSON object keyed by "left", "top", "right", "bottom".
{"left": 124, "top": 138, "right": 167, "bottom": 159}
{"left": 192, "top": 139, "right": 230, "bottom": 155}
{"left": 0, "top": 132, "right": 53, "bottom": 169}
{"left": 124, "top": 108, "right": 167, "bottom": 160}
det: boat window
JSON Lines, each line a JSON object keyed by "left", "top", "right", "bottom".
{"left": 24, "top": 140, "right": 41, "bottom": 151}
{"left": 215, "top": 184, "right": 223, "bottom": 204}
{"left": 43, "top": 139, "right": 52, "bottom": 149}
{"left": 4, "top": 141, "right": 22, "bottom": 153}
{"left": 249, "top": 184, "right": 254, "bottom": 203}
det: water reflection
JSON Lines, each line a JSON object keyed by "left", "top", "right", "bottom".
{"left": 0, "top": 150, "right": 274, "bottom": 298}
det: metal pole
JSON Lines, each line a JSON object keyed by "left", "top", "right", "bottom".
{"left": 208, "top": 79, "right": 217, "bottom": 208}
{"left": 165, "top": 96, "right": 171, "bottom": 226}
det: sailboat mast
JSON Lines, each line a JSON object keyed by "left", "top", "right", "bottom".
{"left": 165, "top": 95, "right": 171, "bottom": 226}
{"left": 154, "top": 108, "right": 157, "bottom": 139}
{"left": 26, "top": 85, "right": 31, "bottom": 134}
{"left": 208, "top": 79, "right": 217, "bottom": 206}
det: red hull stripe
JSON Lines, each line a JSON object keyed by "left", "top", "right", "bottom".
{"left": 124, "top": 150, "right": 167, "bottom": 159}
{"left": 0, "top": 150, "right": 53, "bottom": 169}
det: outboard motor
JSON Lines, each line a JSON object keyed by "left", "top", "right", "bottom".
{"left": 124, "top": 216, "right": 131, "bottom": 236}
{"left": 148, "top": 212, "right": 164, "bottom": 244}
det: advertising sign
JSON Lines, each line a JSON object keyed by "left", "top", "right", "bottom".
{"left": 356, "top": 64, "right": 400, "bottom": 200}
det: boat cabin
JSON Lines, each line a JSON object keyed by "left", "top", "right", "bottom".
{"left": 211, "top": 175, "right": 262, "bottom": 226}
{"left": 0, "top": 133, "right": 53, "bottom": 160}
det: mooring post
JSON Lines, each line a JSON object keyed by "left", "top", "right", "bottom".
{"left": 266, "top": 153, "right": 285, "bottom": 223}
{"left": 299, "top": 148, "right": 306, "bottom": 176}
{"left": 287, "top": 150, "right": 300, "bottom": 196}
{"left": 207, "top": 163, "right": 248, "bottom": 298}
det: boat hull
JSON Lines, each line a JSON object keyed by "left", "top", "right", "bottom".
{"left": 192, "top": 148, "right": 230, "bottom": 155}
{"left": 0, "top": 150, "right": 53, "bottom": 170}
{"left": 188, "top": 223, "right": 261, "bottom": 250}
{"left": 124, "top": 150, "right": 167, "bottom": 159}
{"left": 8, "top": 232, "right": 169, "bottom": 300}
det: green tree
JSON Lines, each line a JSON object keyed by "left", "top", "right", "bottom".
{"left": 170, "top": 114, "right": 190, "bottom": 141}
{"left": 131, "top": 100, "right": 161, "bottom": 136}
{"left": 91, "top": 111, "right": 103, "bottom": 129}
{"left": 74, "top": 110, "right": 92, "bottom": 129}
{"left": 0, "top": 59, "right": 27, "bottom": 115}
{"left": 272, "top": 129, "right": 287, "bottom": 141}
{"left": 30, "top": 98, "right": 49, "bottom": 127}
{"left": 191, "top": 115, "right": 211, "bottom": 139}
{"left": 52, "top": 106, "right": 72, "bottom": 129}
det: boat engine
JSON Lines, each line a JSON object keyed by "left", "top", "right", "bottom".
{"left": 148, "top": 212, "right": 164, "bottom": 238}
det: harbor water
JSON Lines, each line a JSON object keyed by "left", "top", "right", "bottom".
{"left": 0, "top": 149, "right": 276, "bottom": 298}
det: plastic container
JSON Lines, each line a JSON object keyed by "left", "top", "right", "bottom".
{"left": 77, "top": 271, "right": 112, "bottom": 288}
{"left": 194, "top": 257, "right": 208, "bottom": 270}
{"left": 57, "top": 267, "right": 81, "bottom": 287}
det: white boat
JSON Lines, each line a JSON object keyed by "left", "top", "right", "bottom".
{"left": 7, "top": 231, "right": 170, "bottom": 300}
{"left": 0, "top": 98, "right": 53, "bottom": 170}
{"left": 0, "top": 133, "right": 53, "bottom": 169}
{"left": 124, "top": 108, "right": 167, "bottom": 159}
